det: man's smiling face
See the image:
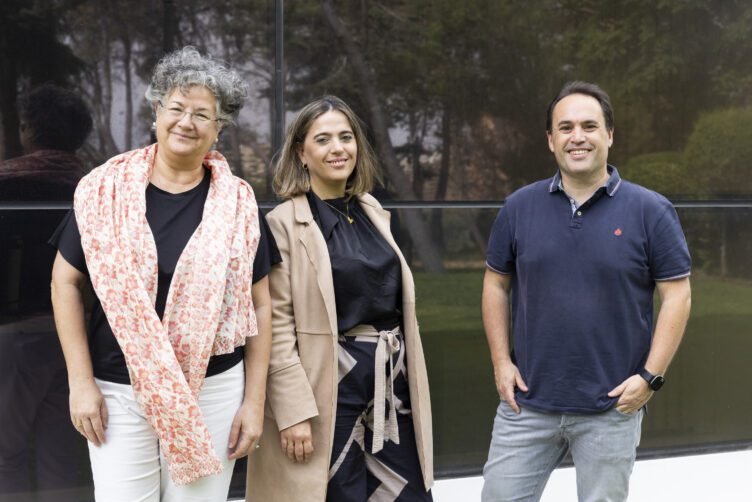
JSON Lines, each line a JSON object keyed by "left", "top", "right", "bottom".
{"left": 547, "top": 93, "right": 613, "bottom": 182}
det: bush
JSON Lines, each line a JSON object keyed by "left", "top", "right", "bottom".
{"left": 619, "top": 151, "right": 688, "bottom": 196}
{"left": 682, "top": 107, "right": 752, "bottom": 197}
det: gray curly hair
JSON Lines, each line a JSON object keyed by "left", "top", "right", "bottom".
{"left": 145, "top": 46, "right": 248, "bottom": 125}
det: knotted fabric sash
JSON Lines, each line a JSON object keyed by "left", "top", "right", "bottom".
{"left": 74, "top": 144, "right": 260, "bottom": 485}
{"left": 344, "top": 325, "right": 402, "bottom": 453}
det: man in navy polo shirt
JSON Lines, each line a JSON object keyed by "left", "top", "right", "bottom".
{"left": 481, "top": 81, "right": 692, "bottom": 502}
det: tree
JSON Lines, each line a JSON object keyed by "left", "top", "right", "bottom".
{"left": 0, "top": 0, "right": 85, "bottom": 160}
{"left": 683, "top": 107, "right": 752, "bottom": 197}
{"left": 320, "top": 0, "right": 445, "bottom": 272}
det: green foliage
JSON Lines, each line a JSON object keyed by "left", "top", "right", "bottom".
{"left": 682, "top": 107, "right": 752, "bottom": 197}
{"left": 619, "top": 151, "right": 688, "bottom": 196}
{"left": 621, "top": 106, "right": 752, "bottom": 198}
{"left": 4, "top": 0, "right": 752, "bottom": 200}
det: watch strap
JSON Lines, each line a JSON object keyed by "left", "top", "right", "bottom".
{"left": 639, "top": 368, "right": 665, "bottom": 391}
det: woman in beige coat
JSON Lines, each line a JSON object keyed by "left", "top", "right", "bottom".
{"left": 246, "top": 96, "right": 433, "bottom": 501}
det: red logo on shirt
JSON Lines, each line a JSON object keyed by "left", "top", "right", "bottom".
{"left": 614, "top": 228, "right": 622, "bottom": 236}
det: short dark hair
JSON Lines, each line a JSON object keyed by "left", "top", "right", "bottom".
{"left": 546, "top": 81, "right": 614, "bottom": 133}
{"left": 19, "top": 83, "right": 93, "bottom": 152}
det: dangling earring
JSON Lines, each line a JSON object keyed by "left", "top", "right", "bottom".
{"left": 151, "top": 121, "right": 156, "bottom": 131}
{"left": 303, "top": 163, "right": 308, "bottom": 170}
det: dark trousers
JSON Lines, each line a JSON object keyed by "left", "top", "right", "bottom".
{"left": 0, "top": 329, "right": 89, "bottom": 502}
{"left": 327, "top": 333, "right": 431, "bottom": 502}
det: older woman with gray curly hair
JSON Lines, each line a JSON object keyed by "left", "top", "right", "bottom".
{"left": 50, "top": 46, "right": 274, "bottom": 501}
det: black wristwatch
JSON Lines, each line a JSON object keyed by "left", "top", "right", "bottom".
{"left": 639, "top": 368, "right": 665, "bottom": 391}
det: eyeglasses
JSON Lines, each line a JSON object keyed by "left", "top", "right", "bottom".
{"left": 157, "top": 101, "right": 219, "bottom": 125}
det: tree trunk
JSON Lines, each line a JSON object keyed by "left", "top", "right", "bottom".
{"left": 466, "top": 210, "right": 487, "bottom": 257}
{"left": 320, "top": 0, "right": 444, "bottom": 272}
{"left": 431, "top": 105, "right": 452, "bottom": 251}
{"left": 720, "top": 215, "right": 727, "bottom": 278}
{"left": 409, "top": 111, "right": 423, "bottom": 198}
{"left": 96, "top": 30, "right": 120, "bottom": 158}
{"left": 105, "top": 0, "right": 133, "bottom": 150}
{"left": 0, "top": 57, "right": 21, "bottom": 159}
{"left": 122, "top": 34, "right": 133, "bottom": 151}
{"left": 162, "top": 0, "right": 178, "bottom": 53}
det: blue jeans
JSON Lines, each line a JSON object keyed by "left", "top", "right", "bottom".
{"left": 481, "top": 400, "right": 643, "bottom": 502}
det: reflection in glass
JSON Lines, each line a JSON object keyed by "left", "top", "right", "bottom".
{"left": 0, "top": 211, "right": 93, "bottom": 502}
{"left": 0, "top": 82, "right": 94, "bottom": 501}
{"left": 398, "top": 207, "right": 752, "bottom": 477}
{"left": 285, "top": 2, "right": 752, "bottom": 203}
{"left": 1, "top": 0, "right": 752, "bottom": 496}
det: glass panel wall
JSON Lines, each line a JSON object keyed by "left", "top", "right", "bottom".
{"left": 1, "top": 0, "right": 276, "bottom": 197}
{"left": 403, "top": 206, "right": 752, "bottom": 477}
{"left": 1, "top": 0, "right": 751, "bottom": 499}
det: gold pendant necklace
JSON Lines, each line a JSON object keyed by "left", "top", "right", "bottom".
{"left": 323, "top": 199, "right": 355, "bottom": 224}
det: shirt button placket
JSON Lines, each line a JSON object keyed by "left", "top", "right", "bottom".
{"left": 570, "top": 209, "right": 583, "bottom": 229}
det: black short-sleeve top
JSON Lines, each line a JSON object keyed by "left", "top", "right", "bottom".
{"left": 50, "top": 168, "right": 281, "bottom": 384}
{"left": 306, "top": 191, "right": 402, "bottom": 333}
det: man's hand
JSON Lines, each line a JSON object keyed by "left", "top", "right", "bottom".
{"left": 494, "top": 360, "right": 528, "bottom": 414}
{"left": 280, "top": 420, "right": 313, "bottom": 463}
{"left": 228, "top": 399, "right": 264, "bottom": 460}
{"left": 608, "top": 374, "right": 653, "bottom": 414}
{"left": 483, "top": 270, "right": 527, "bottom": 412}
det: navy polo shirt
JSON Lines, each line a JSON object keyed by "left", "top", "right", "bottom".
{"left": 486, "top": 166, "right": 691, "bottom": 414}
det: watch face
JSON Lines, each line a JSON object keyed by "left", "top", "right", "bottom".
{"left": 651, "top": 375, "right": 666, "bottom": 391}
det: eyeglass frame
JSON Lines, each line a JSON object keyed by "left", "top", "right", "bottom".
{"left": 156, "top": 100, "right": 221, "bottom": 126}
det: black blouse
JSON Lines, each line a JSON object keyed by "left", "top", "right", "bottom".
{"left": 306, "top": 191, "right": 402, "bottom": 333}
{"left": 50, "top": 168, "right": 281, "bottom": 384}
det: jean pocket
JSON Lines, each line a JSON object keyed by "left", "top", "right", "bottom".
{"left": 613, "top": 406, "right": 639, "bottom": 418}
{"left": 497, "top": 399, "right": 520, "bottom": 418}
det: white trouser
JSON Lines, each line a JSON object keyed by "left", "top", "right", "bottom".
{"left": 88, "top": 362, "right": 244, "bottom": 502}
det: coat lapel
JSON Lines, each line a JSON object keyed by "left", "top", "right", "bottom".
{"left": 357, "top": 194, "right": 416, "bottom": 305}
{"left": 292, "top": 195, "right": 339, "bottom": 336}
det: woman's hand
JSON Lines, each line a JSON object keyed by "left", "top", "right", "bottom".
{"left": 280, "top": 420, "right": 314, "bottom": 463}
{"left": 53, "top": 252, "right": 107, "bottom": 445}
{"left": 69, "top": 378, "right": 108, "bottom": 446}
{"left": 228, "top": 399, "right": 264, "bottom": 460}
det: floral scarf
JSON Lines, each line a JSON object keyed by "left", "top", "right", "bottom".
{"left": 74, "top": 144, "right": 259, "bottom": 485}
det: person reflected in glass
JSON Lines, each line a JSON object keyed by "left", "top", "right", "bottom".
{"left": 49, "top": 46, "right": 274, "bottom": 501}
{"left": 246, "top": 96, "right": 433, "bottom": 502}
{"left": 0, "top": 84, "right": 92, "bottom": 502}
{"left": 0, "top": 83, "right": 91, "bottom": 201}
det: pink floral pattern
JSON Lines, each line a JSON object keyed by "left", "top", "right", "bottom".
{"left": 74, "top": 144, "right": 260, "bottom": 485}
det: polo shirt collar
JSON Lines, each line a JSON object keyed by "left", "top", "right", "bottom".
{"left": 548, "top": 164, "right": 623, "bottom": 197}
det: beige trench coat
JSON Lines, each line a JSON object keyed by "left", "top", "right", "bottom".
{"left": 246, "top": 193, "right": 433, "bottom": 501}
